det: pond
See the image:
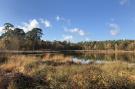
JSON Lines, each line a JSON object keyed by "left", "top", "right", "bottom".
{"left": 1, "top": 51, "right": 135, "bottom": 64}
{"left": 40, "top": 52, "right": 135, "bottom": 64}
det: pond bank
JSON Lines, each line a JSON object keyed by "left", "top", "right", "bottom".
{"left": 0, "top": 50, "right": 135, "bottom": 54}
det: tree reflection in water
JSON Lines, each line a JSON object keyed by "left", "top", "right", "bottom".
{"left": 41, "top": 52, "right": 135, "bottom": 64}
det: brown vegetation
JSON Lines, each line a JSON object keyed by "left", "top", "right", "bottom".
{"left": 0, "top": 54, "right": 135, "bottom": 89}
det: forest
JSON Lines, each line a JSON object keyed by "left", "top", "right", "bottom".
{"left": 0, "top": 23, "right": 135, "bottom": 51}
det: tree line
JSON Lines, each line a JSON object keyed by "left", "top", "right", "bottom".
{"left": 78, "top": 40, "right": 135, "bottom": 51}
{"left": 0, "top": 23, "right": 135, "bottom": 51}
{"left": 0, "top": 23, "right": 81, "bottom": 50}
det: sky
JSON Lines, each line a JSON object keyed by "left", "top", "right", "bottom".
{"left": 0, "top": 0, "right": 135, "bottom": 42}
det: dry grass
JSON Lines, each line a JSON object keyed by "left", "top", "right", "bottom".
{"left": 0, "top": 54, "right": 135, "bottom": 89}
{"left": 0, "top": 55, "right": 39, "bottom": 73}
{"left": 42, "top": 53, "right": 72, "bottom": 62}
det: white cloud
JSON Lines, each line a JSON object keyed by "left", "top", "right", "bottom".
{"left": 56, "top": 16, "right": 60, "bottom": 21}
{"left": 18, "top": 19, "right": 39, "bottom": 32}
{"left": 56, "top": 16, "right": 71, "bottom": 24}
{"left": 0, "top": 26, "right": 4, "bottom": 34}
{"left": 63, "top": 35, "right": 73, "bottom": 41}
{"left": 65, "top": 28, "right": 86, "bottom": 36}
{"left": 41, "top": 19, "right": 51, "bottom": 28}
{"left": 109, "top": 23, "right": 120, "bottom": 36}
{"left": 120, "top": 0, "right": 129, "bottom": 5}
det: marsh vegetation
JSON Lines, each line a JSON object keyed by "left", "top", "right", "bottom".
{"left": 0, "top": 53, "right": 135, "bottom": 89}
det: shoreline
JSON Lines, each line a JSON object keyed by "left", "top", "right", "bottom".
{"left": 0, "top": 50, "right": 135, "bottom": 54}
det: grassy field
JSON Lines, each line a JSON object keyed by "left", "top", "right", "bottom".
{"left": 0, "top": 54, "right": 135, "bottom": 89}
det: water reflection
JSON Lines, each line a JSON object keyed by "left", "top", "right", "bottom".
{"left": 0, "top": 52, "right": 135, "bottom": 64}
{"left": 72, "top": 58, "right": 108, "bottom": 64}
{"left": 42, "top": 52, "right": 135, "bottom": 63}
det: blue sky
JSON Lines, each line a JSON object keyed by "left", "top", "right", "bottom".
{"left": 0, "top": 0, "right": 135, "bottom": 42}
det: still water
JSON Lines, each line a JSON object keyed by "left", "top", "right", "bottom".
{"left": 40, "top": 52, "right": 135, "bottom": 64}
{"left": 1, "top": 52, "right": 135, "bottom": 64}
